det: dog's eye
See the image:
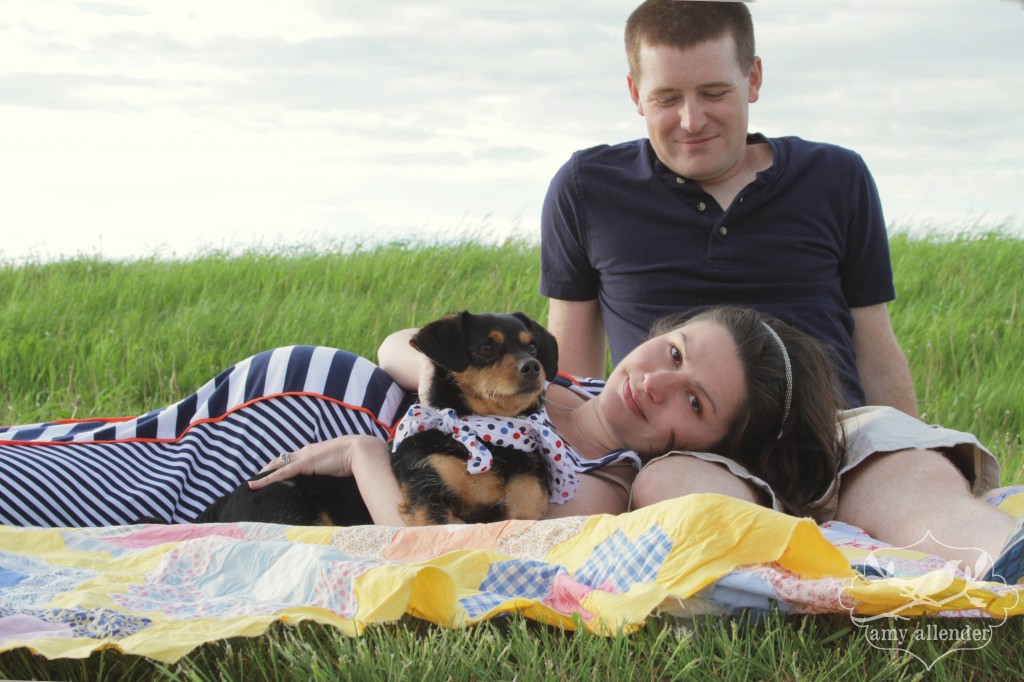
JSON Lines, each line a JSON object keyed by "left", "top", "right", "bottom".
{"left": 525, "top": 342, "right": 537, "bottom": 356}
{"left": 476, "top": 342, "right": 496, "bottom": 356}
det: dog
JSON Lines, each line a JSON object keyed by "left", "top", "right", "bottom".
{"left": 193, "top": 470, "right": 371, "bottom": 526}
{"left": 192, "top": 311, "right": 557, "bottom": 527}
{"left": 390, "top": 310, "right": 558, "bottom": 525}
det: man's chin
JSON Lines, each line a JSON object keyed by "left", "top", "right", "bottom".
{"left": 657, "top": 151, "right": 721, "bottom": 182}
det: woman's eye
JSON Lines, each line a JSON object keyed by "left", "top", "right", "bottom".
{"left": 670, "top": 346, "right": 682, "bottom": 365}
{"left": 689, "top": 393, "right": 702, "bottom": 415}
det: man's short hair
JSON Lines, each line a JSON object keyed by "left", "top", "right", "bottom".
{"left": 625, "top": 0, "right": 756, "bottom": 78}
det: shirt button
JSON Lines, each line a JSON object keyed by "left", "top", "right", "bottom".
{"left": 697, "top": 201, "right": 707, "bottom": 212}
{"left": 676, "top": 177, "right": 685, "bottom": 184}
{"left": 719, "top": 226, "right": 728, "bottom": 236}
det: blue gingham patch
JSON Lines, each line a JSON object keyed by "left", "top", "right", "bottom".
{"left": 574, "top": 526, "right": 673, "bottom": 592}
{"left": 460, "top": 559, "right": 566, "bottom": 618}
{"left": 460, "top": 592, "right": 510, "bottom": 619}
{"left": 479, "top": 559, "right": 564, "bottom": 599}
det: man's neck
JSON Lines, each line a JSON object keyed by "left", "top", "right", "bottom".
{"left": 701, "top": 141, "right": 774, "bottom": 211}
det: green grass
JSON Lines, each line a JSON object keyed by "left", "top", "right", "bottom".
{"left": 1, "top": 232, "right": 1023, "bottom": 680}
{"left": 5, "top": 614, "right": 1024, "bottom": 680}
{"left": 0, "top": 240, "right": 547, "bottom": 422}
{"left": 890, "top": 232, "right": 1024, "bottom": 440}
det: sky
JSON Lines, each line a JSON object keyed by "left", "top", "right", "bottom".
{"left": 1, "top": 0, "right": 1022, "bottom": 262}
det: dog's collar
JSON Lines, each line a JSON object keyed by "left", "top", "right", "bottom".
{"left": 391, "top": 403, "right": 586, "bottom": 502}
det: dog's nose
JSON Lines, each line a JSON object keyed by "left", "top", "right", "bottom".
{"left": 518, "top": 358, "right": 541, "bottom": 377}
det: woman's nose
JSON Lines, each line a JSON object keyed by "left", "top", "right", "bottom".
{"left": 642, "top": 371, "right": 677, "bottom": 403}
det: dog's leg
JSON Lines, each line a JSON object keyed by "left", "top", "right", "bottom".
{"left": 398, "top": 489, "right": 454, "bottom": 526}
{"left": 502, "top": 475, "right": 549, "bottom": 520}
{"left": 428, "top": 455, "right": 504, "bottom": 521}
{"left": 397, "top": 460, "right": 460, "bottom": 525}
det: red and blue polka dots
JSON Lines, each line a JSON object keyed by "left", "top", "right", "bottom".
{"left": 392, "top": 403, "right": 641, "bottom": 503}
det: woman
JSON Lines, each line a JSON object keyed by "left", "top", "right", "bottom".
{"left": 0, "top": 306, "right": 842, "bottom": 528}
{"left": 250, "top": 306, "right": 846, "bottom": 525}
{"left": 245, "top": 308, "right": 1024, "bottom": 585}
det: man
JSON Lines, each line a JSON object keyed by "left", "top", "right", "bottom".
{"left": 539, "top": 0, "right": 1023, "bottom": 584}
{"left": 540, "top": 0, "right": 916, "bottom": 415}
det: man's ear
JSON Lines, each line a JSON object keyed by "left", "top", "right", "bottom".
{"left": 513, "top": 312, "right": 559, "bottom": 381}
{"left": 747, "top": 56, "right": 763, "bottom": 104}
{"left": 409, "top": 311, "right": 472, "bottom": 372}
{"left": 627, "top": 73, "right": 644, "bottom": 116}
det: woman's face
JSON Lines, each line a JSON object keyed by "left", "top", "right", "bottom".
{"left": 601, "top": 319, "right": 746, "bottom": 457}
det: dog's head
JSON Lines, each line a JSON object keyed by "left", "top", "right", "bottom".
{"left": 410, "top": 311, "right": 559, "bottom": 417}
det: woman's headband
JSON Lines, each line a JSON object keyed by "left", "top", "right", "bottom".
{"left": 761, "top": 322, "right": 793, "bottom": 439}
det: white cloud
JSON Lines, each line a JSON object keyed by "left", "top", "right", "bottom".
{"left": 0, "top": 0, "right": 1022, "bottom": 262}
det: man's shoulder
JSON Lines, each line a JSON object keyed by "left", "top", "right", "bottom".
{"left": 768, "top": 135, "right": 869, "bottom": 171}
{"left": 564, "top": 139, "right": 656, "bottom": 185}
{"left": 572, "top": 139, "right": 649, "bottom": 165}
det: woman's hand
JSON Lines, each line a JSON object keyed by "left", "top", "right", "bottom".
{"left": 249, "top": 436, "right": 384, "bottom": 489}
{"left": 249, "top": 435, "right": 409, "bottom": 526}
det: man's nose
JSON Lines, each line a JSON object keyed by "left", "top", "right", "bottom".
{"left": 678, "top": 100, "right": 706, "bottom": 132}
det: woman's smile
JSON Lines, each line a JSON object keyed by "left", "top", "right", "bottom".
{"left": 599, "top": 320, "right": 746, "bottom": 457}
{"left": 623, "top": 380, "right": 647, "bottom": 421}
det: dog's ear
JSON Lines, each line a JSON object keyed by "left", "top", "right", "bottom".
{"left": 410, "top": 311, "right": 472, "bottom": 372}
{"left": 513, "top": 312, "right": 559, "bottom": 381}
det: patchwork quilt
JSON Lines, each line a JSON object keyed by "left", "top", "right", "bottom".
{"left": 2, "top": 490, "right": 1023, "bottom": 664}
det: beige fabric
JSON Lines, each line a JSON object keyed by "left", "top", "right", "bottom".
{"left": 635, "top": 406, "right": 1001, "bottom": 521}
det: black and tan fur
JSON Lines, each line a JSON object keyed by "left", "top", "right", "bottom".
{"left": 391, "top": 311, "right": 558, "bottom": 525}
{"left": 192, "top": 311, "right": 557, "bottom": 527}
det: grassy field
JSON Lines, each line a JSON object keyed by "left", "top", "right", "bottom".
{"left": 1, "top": 232, "right": 1023, "bottom": 680}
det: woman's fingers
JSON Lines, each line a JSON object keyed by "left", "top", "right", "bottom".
{"left": 258, "top": 453, "right": 288, "bottom": 474}
{"left": 250, "top": 446, "right": 314, "bottom": 489}
{"left": 249, "top": 459, "right": 298, "bottom": 489}
{"left": 247, "top": 437, "right": 373, "bottom": 489}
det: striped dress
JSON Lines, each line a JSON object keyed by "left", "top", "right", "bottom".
{"left": 1, "top": 347, "right": 626, "bottom": 528}
{"left": 0, "top": 346, "right": 409, "bottom": 527}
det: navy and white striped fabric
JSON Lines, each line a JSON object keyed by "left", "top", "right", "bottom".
{"left": 0, "top": 346, "right": 409, "bottom": 527}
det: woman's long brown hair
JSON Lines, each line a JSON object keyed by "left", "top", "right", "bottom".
{"left": 653, "top": 307, "right": 847, "bottom": 517}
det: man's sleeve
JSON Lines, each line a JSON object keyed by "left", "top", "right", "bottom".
{"left": 839, "top": 153, "right": 897, "bottom": 308}
{"left": 540, "top": 153, "right": 600, "bottom": 302}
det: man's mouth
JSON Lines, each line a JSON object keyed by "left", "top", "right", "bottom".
{"left": 679, "top": 134, "right": 716, "bottom": 147}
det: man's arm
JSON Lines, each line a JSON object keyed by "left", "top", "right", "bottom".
{"left": 850, "top": 303, "right": 919, "bottom": 416}
{"left": 547, "top": 298, "right": 607, "bottom": 379}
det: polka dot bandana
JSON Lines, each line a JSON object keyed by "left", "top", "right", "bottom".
{"left": 391, "top": 403, "right": 641, "bottom": 503}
